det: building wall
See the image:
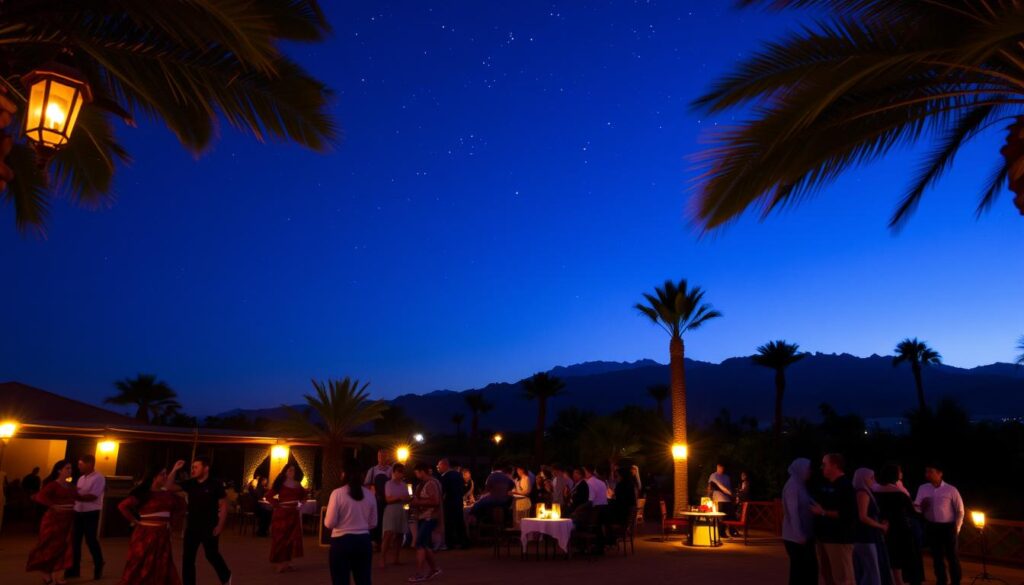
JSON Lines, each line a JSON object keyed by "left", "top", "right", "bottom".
{"left": 2, "top": 438, "right": 68, "bottom": 480}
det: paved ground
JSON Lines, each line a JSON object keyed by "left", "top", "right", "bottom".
{"left": 2, "top": 527, "right": 1022, "bottom": 585}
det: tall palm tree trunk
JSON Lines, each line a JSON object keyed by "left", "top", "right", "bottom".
{"left": 469, "top": 415, "right": 479, "bottom": 473}
{"left": 320, "top": 443, "right": 344, "bottom": 506}
{"left": 912, "top": 363, "right": 926, "bottom": 411}
{"left": 670, "top": 335, "right": 688, "bottom": 515}
{"left": 534, "top": 398, "right": 547, "bottom": 465}
{"left": 135, "top": 405, "right": 149, "bottom": 424}
{"left": 773, "top": 369, "right": 786, "bottom": 438}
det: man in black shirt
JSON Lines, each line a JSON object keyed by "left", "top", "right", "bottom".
{"left": 167, "top": 457, "right": 232, "bottom": 585}
{"left": 437, "top": 458, "right": 467, "bottom": 549}
{"left": 811, "top": 453, "right": 856, "bottom": 585}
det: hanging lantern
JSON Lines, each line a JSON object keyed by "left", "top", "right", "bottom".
{"left": 22, "top": 64, "right": 92, "bottom": 149}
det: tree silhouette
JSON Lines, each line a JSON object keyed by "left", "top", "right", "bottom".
{"left": 521, "top": 372, "right": 566, "bottom": 464}
{"left": 647, "top": 384, "right": 669, "bottom": 420}
{"left": 751, "top": 340, "right": 807, "bottom": 437}
{"left": 893, "top": 338, "right": 942, "bottom": 411}
{"left": 106, "top": 374, "right": 181, "bottom": 424}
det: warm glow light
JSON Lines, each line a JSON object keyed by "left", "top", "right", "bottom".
{"left": 413, "top": 433, "right": 425, "bottom": 443}
{"left": 98, "top": 440, "right": 117, "bottom": 454}
{"left": 271, "top": 445, "right": 289, "bottom": 460}
{"left": 0, "top": 421, "right": 17, "bottom": 439}
{"left": 395, "top": 446, "right": 410, "bottom": 463}
{"left": 972, "top": 511, "right": 986, "bottom": 529}
{"left": 536, "top": 503, "right": 547, "bottom": 518}
{"left": 671, "top": 443, "right": 688, "bottom": 460}
{"left": 493, "top": 433, "right": 503, "bottom": 445}
{"left": 300, "top": 476, "right": 310, "bottom": 489}
{"left": 550, "top": 503, "right": 561, "bottom": 520}
{"left": 23, "top": 65, "right": 91, "bottom": 148}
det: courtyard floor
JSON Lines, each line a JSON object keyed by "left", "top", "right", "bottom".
{"left": 2, "top": 527, "right": 1021, "bottom": 585}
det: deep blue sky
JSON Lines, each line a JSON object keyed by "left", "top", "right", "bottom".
{"left": 2, "top": 2, "right": 1021, "bottom": 416}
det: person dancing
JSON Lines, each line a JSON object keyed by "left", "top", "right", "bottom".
{"left": 115, "top": 467, "right": 186, "bottom": 585}
{"left": 26, "top": 461, "right": 77, "bottom": 585}
{"left": 266, "top": 464, "right": 307, "bottom": 573}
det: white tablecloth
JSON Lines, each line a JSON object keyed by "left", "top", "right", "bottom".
{"left": 299, "top": 500, "right": 317, "bottom": 516}
{"left": 520, "top": 518, "right": 573, "bottom": 552}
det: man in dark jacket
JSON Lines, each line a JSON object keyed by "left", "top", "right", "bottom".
{"left": 437, "top": 458, "right": 467, "bottom": 549}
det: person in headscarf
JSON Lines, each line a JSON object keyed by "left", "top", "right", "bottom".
{"left": 782, "top": 458, "right": 817, "bottom": 585}
{"left": 852, "top": 468, "right": 893, "bottom": 585}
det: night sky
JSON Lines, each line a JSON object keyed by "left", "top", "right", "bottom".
{"left": 2, "top": 2, "right": 1021, "bottom": 416}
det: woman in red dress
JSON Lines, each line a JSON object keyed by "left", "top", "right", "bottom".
{"left": 115, "top": 467, "right": 186, "bottom": 585}
{"left": 26, "top": 460, "right": 77, "bottom": 584}
{"left": 266, "top": 463, "right": 307, "bottom": 572}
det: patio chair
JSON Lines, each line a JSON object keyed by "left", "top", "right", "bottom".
{"left": 607, "top": 506, "right": 638, "bottom": 556}
{"left": 569, "top": 505, "right": 603, "bottom": 559}
{"left": 236, "top": 493, "right": 258, "bottom": 536}
{"left": 721, "top": 502, "right": 750, "bottom": 545}
{"left": 659, "top": 500, "right": 689, "bottom": 542}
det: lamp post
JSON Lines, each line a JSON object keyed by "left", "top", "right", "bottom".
{"left": 969, "top": 511, "right": 1007, "bottom": 584}
{"left": 0, "top": 421, "right": 17, "bottom": 471}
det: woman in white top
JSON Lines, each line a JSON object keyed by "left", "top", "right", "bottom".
{"left": 379, "top": 463, "right": 411, "bottom": 569}
{"left": 324, "top": 463, "right": 377, "bottom": 585}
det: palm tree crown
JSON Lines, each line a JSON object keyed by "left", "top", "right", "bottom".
{"left": 893, "top": 338, "right": 942, "bottom": 411}
{"left": 647, "top": 384, "right": 670, "bottom": 418}
{"left": 106, "top": 374, "right": 181, "bottom": 424}
{"left": 692, "top": 0, "right": 1024, "bottom": 231}
{"left": 1016, "top": 336, "right": 1024, "bottom": 366}
{"left": 521, "top": 372, "right": 567, "bottom": 402}
{"left": 752, "top": 340, "right": 807, "bottom": 436}
{"left": 1, "top": 0, "right": 337, "bottom": 233}
{"left": 634, "top": 279, "right": 722, "bottom": 339}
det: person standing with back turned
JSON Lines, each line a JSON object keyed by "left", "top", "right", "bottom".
{"left": 166, "top": 457, "right": 232, "bottom": 585}
{"left": 811, "top": 453, "right": 857, "bottom": 585}
{"left": 67, "top": 454, "right": 105, "bottom": 581}
{"left": 914, "top": 464, "right": 964, "bottom": 585}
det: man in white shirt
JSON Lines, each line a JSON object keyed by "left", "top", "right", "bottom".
{"left": 914, "top": 464, "right": 964, "bottom": 585}
{"left": 708, "top": 463, "right": 737, "bottom": 535}
{"left": 583, "top": 465, "right": 608, "bottom": 506}
{"left": 68, "top": 454, "right": 105, "bottom": 580}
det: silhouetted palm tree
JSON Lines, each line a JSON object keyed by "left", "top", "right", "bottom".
{"left": 893, "top": 338, "right": 942, "bottom": 411}
{"left": 1, "top": 0, "right": 337, "bottom": 233}
{"left": 647, "top": 384, "right": 669, "bottom": 420}
{"left": 451, "top": 413, "right": 465, "bottom": 443}
{"left": 636, "top": 279, "right": 722, "bottom": 512}
{"left": 1016, "top": 336, "right": 1024, "bottom": 366}
{"left": 464, "top": 391, "right": 493, "bottom": 472}
{"left": 106, "top": 374, "right": 181, "bottom": 424}
{"left": 691, "top": 1, "right": 1024, "bottom": 231}
{"left": 751, "top": 340, "right": 807, "bottom": 437}
{"left": 521, "top": 372, "right": 566, "bottom": 464}
{"left": 275, "top": 378, "right": 388, "bottom": 503}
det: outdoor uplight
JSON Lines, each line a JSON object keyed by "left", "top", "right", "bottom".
{"left": 0, "top": 421, "right": 16, "bottom": 439}
{"left": 97, "top": 440, "right": 117, "bottom": 454}
{"left": 492, "top": 433, "right": 503, "bottom": 445}
{"left": 271, "top": 444, "right": 289, "bottom": 461}
{"left": 396, "top": 445, "right": 410, "bottom": 463}
{"left": 413, "top": 433, "right": 425, "bottom": 443}
{"left": 671, "top": 443, "right": 688, "bottom": 460}
{"left": 972, "top": 511, "right": 986, "bottom": 529}
{"left": 23, "top": 64, "right": 92, "bottom": 149}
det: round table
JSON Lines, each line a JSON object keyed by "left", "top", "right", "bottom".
{"left": 681, "top": 511, "right": 725, "bottom": 547}
{"left": 520, "top": 518, "right": 573, "bottom": 553}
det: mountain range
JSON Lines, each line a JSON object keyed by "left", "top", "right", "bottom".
{"left": 217, "top": 353, "right": 1024, "bottom": 433}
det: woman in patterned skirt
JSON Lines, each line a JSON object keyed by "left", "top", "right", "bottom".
{"left": 26, "top": 460, "right": 77, "bottom": 585}
{"left": 266, "top": 463, "right": 307, "bottom": 572}
{"left": 115, "top": 467, "right": 186, "bottom": 585}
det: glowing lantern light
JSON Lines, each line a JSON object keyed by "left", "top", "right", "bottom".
{"left": 972, "top": 511, "right": 986, "bottom": 529}
{"left": 395, "top": 445, "right": 410, "bottom": 464}
{"left": 23, "top": 65, "right": 92, "bottom": 149}
{"left": 492, "top": 433, "right": 503, "bottom": 445}
{"left": 271, "top": 444, "right": 289, "bottom": 461}
{"left": 0, "top": 421, "right": 16, "bottom": 439}
{"left": 549, "top": 503, "right": 561, "bottom": 520}
{"left": 671, "top": 443, "right": 688, "bottom": 461}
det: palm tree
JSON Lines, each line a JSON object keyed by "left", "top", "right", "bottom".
{"left": 463, "top": 391, "right": 493, "bottom": 473}
{"left": 106, "top": 374, "right": 181, "bottom": 424}
{"left": 275, "top": 378, "right": 388, "bottom": 503}
{"left": 893, "top": 338, "right": 942, "bottom": 411}
{"left": 635, "top": 279, "right": 722, "bottom": 513}
{"left": 451, "top": 413, "right": 465, "bottom": 442}
{"left": 691, "top": 1, "right": 1024, "bottom": 231}
{"left": 1016, "top": 336, "right": 1024, "bottom": 366}
{"left": 647, "top": 384, "right": 670, "bottom": 420}
{"left": 751, "top": 340, "right": 807, "bottom": 438}
{"left": 521, "top": 372, "right": 567, "bottom": 464}
{"left": 0, "top": 0, "right": 336, "bottom": 233}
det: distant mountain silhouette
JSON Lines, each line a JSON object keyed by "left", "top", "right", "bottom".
{"left": 217, "top": 354, "right": 1024, "bottom": 433}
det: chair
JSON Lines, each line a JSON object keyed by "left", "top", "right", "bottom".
{"left": 607, "top": 506, "right": 637, "bottom": 556}
{"left": 660, "top": 500, "right": 689, "bottom": 542}
{"left": 721, "top": 502, "right": 750, "bottom": 545}
{"left": 236, "top": 494, "right": 258, "bottom": 536}
{"left": 569, "top": 505, "right": 602, "bottom": 559}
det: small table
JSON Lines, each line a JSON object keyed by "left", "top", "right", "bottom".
{"left": 681, "top": 511, "right": 725, "bottom": 547}
{"left": 520, "top": 518, "right": 573, "bottom": 554}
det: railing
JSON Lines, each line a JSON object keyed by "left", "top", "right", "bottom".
{"left": 959, "top": 518, "right": 1024, "bottom": 566}
{"left": 745, "top": 500, "right": 782, "bottom": 535}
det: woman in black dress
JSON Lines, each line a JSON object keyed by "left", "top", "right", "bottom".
{"left": 874, "top": 464, "right": 924, "bottom": 585}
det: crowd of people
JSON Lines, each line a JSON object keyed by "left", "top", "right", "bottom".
{"left": 782, "top": 454, "right": 965, "bottom": 585}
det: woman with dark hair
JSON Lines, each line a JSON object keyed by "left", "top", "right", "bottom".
{"left": 875, "top": 464, "right": 924, "bottom": 585}
{"left": 852, "top": 468, "right": 893, "bottom": 585}
{"left": 266, "top": 463, "right": 307, "bottom": 572}
{"left": 380, "top": 463, "right": 410, "bottom": 568}
{"left": 115, "top": 467, "right": 186, "bottom": 585}
{"left": 324, "top": 463, "right": 376, "bottom": 585}
{"left": 26, "top": 460, "right": 77, "bottom": 584}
